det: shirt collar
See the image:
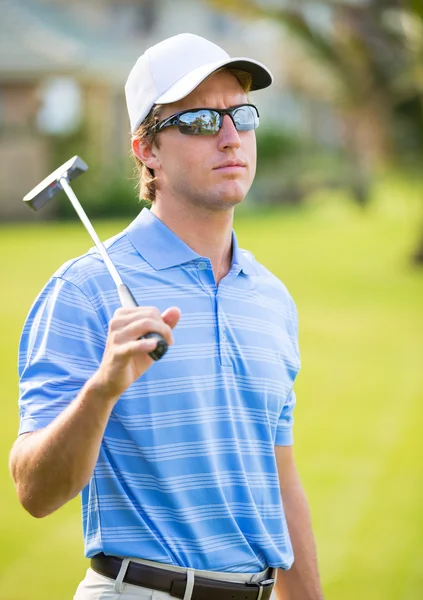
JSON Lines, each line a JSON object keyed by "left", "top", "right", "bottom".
{"left": 125, "top": 208, "right": 257, "bottom": 275}
{"left": 231, "top": 228, "right": 258, "bottom": 276}
{"left": 125, "top": 208, "right": 198, "bottom": 270}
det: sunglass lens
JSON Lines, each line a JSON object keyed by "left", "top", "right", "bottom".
{"left": 178, "top": 110, "right": 220, "bottom": 135}
{"left": 175, "top": 106, "right": 258, "bottom": 135}
{"left": 233, "top": 105, "right": 259, "bottom": 131}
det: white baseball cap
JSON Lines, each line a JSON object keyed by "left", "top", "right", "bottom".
{"left": 125, "top": 33, "right": 273, "bottom": 133}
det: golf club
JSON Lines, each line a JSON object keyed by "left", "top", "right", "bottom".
{"left": 23, "top": 155, "right": 168, "bottom": 361}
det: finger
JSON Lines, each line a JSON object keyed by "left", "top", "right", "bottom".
{"left": 161, "top": 307, "right": 181, "bottom": 330}
{"left": 110, "top": 307, "right": 161, "bottom": 331}
{"left": 113, "top": 317, "right": 173, "bottom": 345}
{"left": 114, "top": 337, "right": 158, "bottom": 360}
{"left": 113, "top": 306, "right": 161, "bottom": 319}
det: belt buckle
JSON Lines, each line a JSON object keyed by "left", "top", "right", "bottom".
{"left": 247, "top": 577, "right": 275, "bottom": 600}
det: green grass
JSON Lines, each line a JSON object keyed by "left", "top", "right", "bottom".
{"left": 1, "top": 177, "right": 422, "bottom": 599}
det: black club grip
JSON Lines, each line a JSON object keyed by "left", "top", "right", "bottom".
{"left": 117, "top": 284, "right": 168, "bottom": 361}
{"left": 140, "top": 332, "right": 168, "bottom": 361}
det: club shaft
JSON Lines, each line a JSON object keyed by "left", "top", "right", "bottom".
{"left": 59, "top": 177, "right": 123, "bottom": 288}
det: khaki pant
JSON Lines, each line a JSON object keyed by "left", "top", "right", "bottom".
{"left": 74, "top": 557, "right": 277, "bottom": 600}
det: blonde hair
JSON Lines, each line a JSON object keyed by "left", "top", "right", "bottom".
{"left": 132, "top": 68, "right": 253, "bottom": 204}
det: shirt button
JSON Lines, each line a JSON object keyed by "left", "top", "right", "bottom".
{"left": 198, "top": 261, "right": 207, "bottom": 270}
{"left": 222, "top": 332, "right": 228, "bottom": 342}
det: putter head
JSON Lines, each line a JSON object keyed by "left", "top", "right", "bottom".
{"left": 23, "top": 155, "right": 88, "bottom": 211}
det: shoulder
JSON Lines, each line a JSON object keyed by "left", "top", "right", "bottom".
{"left": 51, "top": 229, "right": 142, "bottom": 297}
{"left": 239, "top": 247, "right": 297, "bottom": 311}
{"left": 24, "top": 229, "right": 144, "bottom": 324}
{"left": 21, "top": 230, "right": 145, "bottom": 342}
{"left": 239, "top": 247, "right": 300, "bottom": 363}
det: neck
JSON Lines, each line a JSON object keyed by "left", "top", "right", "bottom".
{"left": 151, "top": 198, "right": 234, "bottom": 284}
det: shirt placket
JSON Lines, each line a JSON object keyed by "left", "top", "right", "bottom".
{"left": 197, "top": 260, "right": 241, "bottom": 370}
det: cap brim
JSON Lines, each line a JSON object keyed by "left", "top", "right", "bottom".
{"left": 156, "top": 57, "right": 273, "bottom": 106}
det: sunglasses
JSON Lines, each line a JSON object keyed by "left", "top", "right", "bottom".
{"left": 153, "top": 104, "right": 260, "bottom": 136}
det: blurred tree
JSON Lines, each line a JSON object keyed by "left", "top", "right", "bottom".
{"left": 209, "top": 0, "right": 423, "bottom": 262}
{"left": 210, "top": 0, "right": 422, "bottom": 170}
{"left": 397, "top": 1, "right": 423, "bottom": 264}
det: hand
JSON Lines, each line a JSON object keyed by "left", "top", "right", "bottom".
{"left": 92, "top": 306, "right": 181, "bottom": 401}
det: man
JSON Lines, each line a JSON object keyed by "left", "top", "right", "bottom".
{"left": 10, "top": 34, "right": 323, "bottom": 600}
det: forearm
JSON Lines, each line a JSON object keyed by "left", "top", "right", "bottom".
{"left": 9, "top": 376, "right": 118, "bottom": 518}
{"left": 275, "top": 481, "right": 323, "bottom": 600}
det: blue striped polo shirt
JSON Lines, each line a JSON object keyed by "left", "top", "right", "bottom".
{"left": 18, "top": 208, "right": 301, "bottom": 573}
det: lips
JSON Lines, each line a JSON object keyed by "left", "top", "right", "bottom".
{"left": 213, "top": 160, "right": 246, "bottom": 170}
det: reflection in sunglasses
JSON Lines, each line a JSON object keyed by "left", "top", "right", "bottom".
{"left": 154, "top": 104, "right": 259, "bottom": 136}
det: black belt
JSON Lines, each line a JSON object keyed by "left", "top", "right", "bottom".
{"left": 91, "top": 553, "right": 275, "bottom": 600}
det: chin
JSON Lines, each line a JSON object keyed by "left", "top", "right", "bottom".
{"left": 215, "top": 182, "right": 250, "bottom": 207}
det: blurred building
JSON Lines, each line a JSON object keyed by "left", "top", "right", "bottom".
{"left": 0, "top": 0, "right": 338, "bottom": 220}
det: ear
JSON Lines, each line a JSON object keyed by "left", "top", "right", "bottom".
{"left": 132, "top": 138, "right": 161, "bottom": 172}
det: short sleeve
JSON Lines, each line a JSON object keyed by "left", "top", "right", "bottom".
{"left": 274, "top": 389, "right": 296, "bottom": 446}
{"left": 18, "top": 276, "right": 107, "bottom": 435}
{"left": 275, "top": 293, "right": 299, "bottom": 447}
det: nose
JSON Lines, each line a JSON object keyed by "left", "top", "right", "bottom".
{"left": 217, "top": 114, "right": 241, "bottom": 151}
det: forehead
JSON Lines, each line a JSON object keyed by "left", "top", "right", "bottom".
{"left": 160, "top": 70, "right": 248, "bottom": 118}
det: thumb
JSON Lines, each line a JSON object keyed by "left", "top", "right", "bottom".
{"left": 161, "top": 306, "right": 181, "bottom": 330}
